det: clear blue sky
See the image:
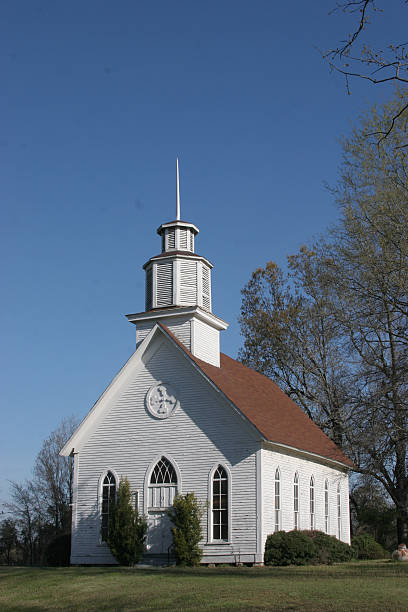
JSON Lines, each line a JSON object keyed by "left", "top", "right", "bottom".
{"left": 1, "top": 1, "right": 404, "bottom": 501}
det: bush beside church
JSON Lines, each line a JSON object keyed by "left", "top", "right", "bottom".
{"left": 264, "top": 530, "right": 387, "bottom": 566}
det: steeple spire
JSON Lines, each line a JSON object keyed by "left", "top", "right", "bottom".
{"left": 176, "top": 158, "right": 181, "bottom": 221}
{"left": 126, "top": 160, "right": 229, "bottom": 367}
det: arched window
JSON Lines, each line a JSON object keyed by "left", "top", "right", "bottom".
{"left": 310, "top": 476, "right": 315, "bottom": 530}
{"left": 293, "top": 472, "right": 299, "bottom": 529}
{"left": 337, "top": 483, "right": 341, "bottom": 539}
{"left": 274, "top": 468, "right": 281, "bottom": 532}
{"left": 101, "top": 471, "right": 116, "bottom": 542}
{"left": 212, "top": 465, "right": 228, "bottom": 540}
{"left": 324, "top": 480, "right": 329, "bottom": 534}
{"left": 149, "top": 456, "right": 177, "bottom": 509}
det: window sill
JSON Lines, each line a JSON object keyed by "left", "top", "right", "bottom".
{"left": 206, "top": 541, "right": 231, "bottom": 546}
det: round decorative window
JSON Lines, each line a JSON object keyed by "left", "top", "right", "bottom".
{"left": 145, "top": 382, "right": 180, "bottom": 419}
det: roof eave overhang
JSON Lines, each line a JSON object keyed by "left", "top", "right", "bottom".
{"left": 263, "top": 439, "right": 354, "bottom": 471}
{"left": 157, "top": 220, "right": 199, "bottom": 235}
{"left": 59, "top": 324, "right": 162, "bottom": 456}
{"left": 126, "top": 305, "right": 229, "bottom": 331}
{"left": 143, "top": 252, "right": 213, "bottom": 270}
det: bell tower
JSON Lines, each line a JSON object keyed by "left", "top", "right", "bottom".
{"left": 126, "top": 160, "right": 228, "bottom": 367}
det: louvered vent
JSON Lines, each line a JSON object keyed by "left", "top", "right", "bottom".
{"left": 145, "top": 267, "right": 153, "bottom": 311}
{"left": 166, "top": 229, "right": 176, "bottom": 250}
{"left": 190, "top": 233, "right": 194, "bottom": 251}
{"left": 156, "top": 261, "right": 173, "bottom": 307}
{"left": 179, "top": 260, "right": 197, "bottom": 305}
{"left": 179, "top": 229, "right": 188, "bottom": 250}
{"left": 202, "top": 266, "right": 211, "bottom": 310}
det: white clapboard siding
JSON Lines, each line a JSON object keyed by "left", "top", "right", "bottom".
{"left": 202, "top": 265, "right": 211, "bottom": 311}
{"left": 261, "top": 447, "right": 350, "bottom": 549}
{"left": 179, "top": 260, "right": 197, "bottom": 305}
{"left": 71, "top": 337, "right": 259, "bottom": 564}
{"left": 136, "top": 318, "right": 192, "bottom": 351}
{"left": 156, "top": 261, "right": 173, "bottom": 307}
{"left": 145, "top": 267, "right": 153, "bottom": 311}
{"left": 192, "top": 318, "right": 220, "bottom": 367}
{"left": 167, "top": 319, "right": 192, "bottom": 350}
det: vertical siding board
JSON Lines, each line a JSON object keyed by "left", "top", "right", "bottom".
{"left": 72, "top": 339, "right": 258, "bottom": 564}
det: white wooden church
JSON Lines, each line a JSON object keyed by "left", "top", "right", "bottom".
{"left": 61, "top": 163, "right": 352, "bottom": 565}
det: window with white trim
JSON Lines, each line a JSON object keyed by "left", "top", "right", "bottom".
{"left": 101, "top": 471, "right": 116, "bottom": 542}
{"left": 149, "top": 456, "right": 177, "bottom": 509}
{"left": 293, "top": 472, "right": 299, "bottom": 529}
{"left": 212, "top": 465, "right": 228, "bottom": 540}
{"left": 274, "top": 468, "right": 281, "bottom": 532}
{"left": 324, "top": 480, "right": 329, "bottom": 534}
{"left": 337, "top": 483, "right": 341, "bottom": 539}
{"left": 310, "top": 476, "right": 315, "bottom": 530}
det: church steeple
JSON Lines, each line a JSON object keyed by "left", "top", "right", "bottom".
{"left": 144, "top": 160, "right": 211, "bottom": 312}
{"left": 126, "top": 161, "right": 228, "bottom": 367}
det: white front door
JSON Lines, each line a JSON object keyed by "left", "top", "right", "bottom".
{"left": 147, "top": 511, "right": 173, "bottom": 554}
{"left": 147, "top": 483, "right": 177, "bottom": 554}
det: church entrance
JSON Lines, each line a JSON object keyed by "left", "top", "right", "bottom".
{"left": 147, "top": 457, "right": 177, "bottom": 554}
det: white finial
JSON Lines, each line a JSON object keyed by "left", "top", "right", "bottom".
{"left": 176, "top": 158, "right": 181, "bottom": 221}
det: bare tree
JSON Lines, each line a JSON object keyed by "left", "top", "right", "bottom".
{"left": 323, "top": 1, "right": 408, "bottom": 145}
{"left": 3, "top": 416, "right": 78, "bottom": 564}
{"left": 33, "top": 416, "right": 77, "bottom": 535}
{"left": 4, "top": 481, "right": 39, "bottom": 565}
{"left": 0, "top": 518, "right": 19, "bottom": 565}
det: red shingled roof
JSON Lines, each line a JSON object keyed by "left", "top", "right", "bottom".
{"left": 160, "top": 324, "right": 353, "bottom": 468}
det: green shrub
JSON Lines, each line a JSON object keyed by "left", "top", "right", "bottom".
{"left": 264, "top": 530, "right": 354, "bottom": 566}
{"left": 351, "top": 534, "right": 388, "bottom": 559}
{"left": 304, "top": 530, "right": 354, "bottom": 564}
{"left": 264, "top": 531, "right": 317, "bottom": 566}
{"left": 166, "top": 493, "right": 204, "bottom": 566}
{"left": 107, "top": 477, "right": 148, "bottom": 566}
{"left": 44, "top": 533, "right": 71, "bottom": 566}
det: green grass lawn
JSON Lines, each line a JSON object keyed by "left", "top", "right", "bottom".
{"left": 0, "top": 561, "right": 407, "bottom": 611}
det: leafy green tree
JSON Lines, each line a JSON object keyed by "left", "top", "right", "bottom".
{"left": 239, "top": 254, "right": 351, "bottom": 448}
{"left": 107, "top": 477, "right": 147, "bottom": 566}
{"left": 166, "top": 493, "right": 204, "bottom": 566}
{"left": 240, "top": 91, "right": 408, "bottom": 543}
